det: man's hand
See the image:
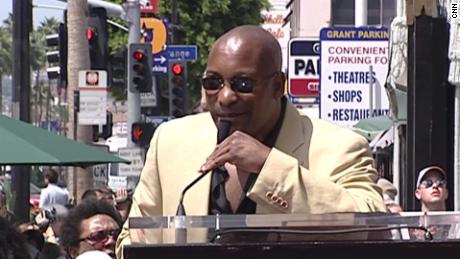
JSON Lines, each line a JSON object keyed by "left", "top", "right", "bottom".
{"left": 199, "top": 131, "right": 271, "bottom": 173}
{"left": 115, "top": 188, "right": 129, "bottom": 204}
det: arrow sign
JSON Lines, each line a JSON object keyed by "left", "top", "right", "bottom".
{"left": 153, "top": 55, "right": 167, "bottom": 64}
{"left": 152, "top": 50, "right": 168, "bottom": 75}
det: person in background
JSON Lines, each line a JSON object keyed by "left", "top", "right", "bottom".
{"left": 81, "top": 187, "right": 115, "bottom": 207}
{"left": 114, "top": 188, "right": 132, "bottom": 222}
{"left": 39, "top": 168, "right": 69, "bottom": 209}
{"left": 22, "top": 228, "right": 45, "bottom": 259}
{"left": 377, "top": 178, "right": 403, "bottom": 213}
{"left": 412, "top": 165, "right": 449, "bottom": 240}
{"left": 0, "top": 188, "right": 17, "bottom": 224}
{"left": 60, "top": 199, "right": 122, "bottom": 259}
{"left": 0, "top": 216, "right": 32, "bottom": 259}
{"left": 81, "top": 187, "right": 130, "bottom": 222}
{"left": 116, "top": 25, "right": 385, "bottom": 256}
{"left": 415, "top": 165, "right": 448, "bottom": 212}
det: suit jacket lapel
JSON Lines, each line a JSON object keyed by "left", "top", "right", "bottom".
{"left": 182, "top": 114, "right": 216, "bottom": 215}
{"left": 274, "top": 103, "right": 312, "bottom": 168}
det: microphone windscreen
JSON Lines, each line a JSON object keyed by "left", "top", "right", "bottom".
{"left": 217, "top": 120, "right": 231, "bottom": 144}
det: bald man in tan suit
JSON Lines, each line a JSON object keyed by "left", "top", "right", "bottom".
{"left": 116, "top": 25, "right": 385, "bottom": 258}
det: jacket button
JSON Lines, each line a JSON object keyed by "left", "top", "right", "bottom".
{"left": 281, "top": 200, "right": 289, "bottom": 208}
{"left": 265, "top": 191, "right": 273, "bottom": 200}
{"left": 271, "top": 195, "right": 279, "bottom": 202}
{"left": 276, "top": 198, "right": 284, "bottom": 205}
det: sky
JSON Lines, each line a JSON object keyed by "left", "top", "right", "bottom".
{"left": 0, "top": 0, "right": 67, "bottom": 27}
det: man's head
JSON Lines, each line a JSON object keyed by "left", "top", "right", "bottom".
{"left": 81, "top": 187, "right": 116, "bottom": 207}
{"left": 61, "top": 199, "right": 123, "bottom": 259}
{"left": 415, "top": 165, "right": 448, "bottom": 211}
{"left": 377, "top": 178, "right": 402, "bottom": 213}
{"left": 44, "top": 168, "right": 59, "bottom": 184}
{"left": 203, "top": 25, "right": 285, "bottom": 141}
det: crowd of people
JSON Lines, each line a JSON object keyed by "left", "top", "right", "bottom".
{"left": 0, "top": 24, "right": 456, "bottom": 258}
{"left": 0, "top": 171, "right": 132, "bottom": 259}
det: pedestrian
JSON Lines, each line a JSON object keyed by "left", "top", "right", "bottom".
{"left": 39, "top": 168, "right": 69, "bottom": 209}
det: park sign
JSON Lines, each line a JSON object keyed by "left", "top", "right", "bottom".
{"left": 319, "top": 27, "right": 390, "bottom": 128}
{"left": 288, "top": 38, "right": 320, "bottom": 102}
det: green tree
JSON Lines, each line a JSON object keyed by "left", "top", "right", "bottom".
{"left": 0, "top": 15, "right": 13, "bottom": 114}
{"left": 159, "top": 0, "right": 270, "bottom": 110}
{"left": 31, "top": 18, "right": 60, "bottom": 123}
{"left": 105, "top": 0, "right": 269, "bottom": 112}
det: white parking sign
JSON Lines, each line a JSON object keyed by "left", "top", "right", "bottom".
{"left": 319, "top": 27, "right": 390, "bottom": 128}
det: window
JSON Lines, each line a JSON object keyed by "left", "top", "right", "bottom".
{"left": 331, "top": 0, "right": 397, "bottom": 27}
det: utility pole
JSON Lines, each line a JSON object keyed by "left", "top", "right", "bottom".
{"left": 11, "top": 0, "right": 32, "bottom": 223}
{"left": 125, "top": 0, "right": 141, "bottom": 147}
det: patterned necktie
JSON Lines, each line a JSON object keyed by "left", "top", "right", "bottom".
{"left": 210, "top": 167, "right": 232, "bottom": 214}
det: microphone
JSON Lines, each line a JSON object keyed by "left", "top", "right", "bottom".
{"left": 176, "top": 120, "right": 231, "bottom": 216}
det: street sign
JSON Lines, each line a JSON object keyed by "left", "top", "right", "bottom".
{"left": 140, "top": 0, "right": 158, "bottom": 13}
{"left": 93, "top": 163, "right": 108, "bottom": 187}
{"left": 152, "top": 50, "right": 168, "bottom": 75}
{"left": 288, "top": 38, "right": 320, "bottom": 101}
{"left": 145, "top": 115, "right": 170, "bottom": 125}
{"left": 118, "top": 147, "right": 145, "bottom": 177}
{"left": 140, "top": 92, "right": 157, "bottom": 107}
{"left": 108, "top": 175, "right": 128, "bottom": 191}
{"left": 167, "top": 45, "right": 197, "bottom": 61}
{"left": 91, "top": 144, "right": 110, "bottom": 187}
{"left": 140, "top": 17, "right": 168, "bottom": 54}
{"left": 78, "top": 70, "right": 107, "bottom": 125}
{"left": 319, "top": 27, "right": 390, "bottom": 128}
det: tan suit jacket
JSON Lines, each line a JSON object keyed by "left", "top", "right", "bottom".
{"left": 116, "top": 103, "right": 386, "bottom": 257}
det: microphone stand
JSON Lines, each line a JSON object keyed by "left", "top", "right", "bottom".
{"left": 175, "top": 171, "right": 212, "bottom": 244}
{"left": 174, "top": 120, "right": 231, "bottom": 244}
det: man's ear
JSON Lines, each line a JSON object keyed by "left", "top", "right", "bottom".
{"left": 273, "top": 72, "right": 286, "bottom": 98}
{"left": 415, "top": 189, "right": 421, "bottom": 200}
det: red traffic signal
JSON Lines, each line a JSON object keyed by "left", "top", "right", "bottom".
{"left": 86, "top": 27, "right": 96, "bottom": 41}
{"left": 128, "top": 43, "right": 153, "bottom": 93}
{"left": 171, "top": 63, "right": 184, "bottom": 75}
{"left": 133, "top": 50, "right": 146, "bottom": 61}
{"left": 131, "top": 122, "right": 156, "bottom": 146}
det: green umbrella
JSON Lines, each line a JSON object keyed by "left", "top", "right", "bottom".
{"left": 352, "top": 115, "right": 394, "bottom": 141}
{"left": 0, "top": 114, "right": 129, "bottom": 167}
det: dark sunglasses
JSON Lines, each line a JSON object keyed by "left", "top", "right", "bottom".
{"left": 420, "top": 179, "right": 447, "bottom": 188}
{"left": 202, "top": 72, "right": 278, "bottom": 94}
{"left": 79, "top": 229, "right": 120, "bottom": 244}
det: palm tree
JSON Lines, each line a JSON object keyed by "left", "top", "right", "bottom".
{"left": 0, "top": 15, "right": 13, "bottom": 114}
{"left": 67, "top": 0, "right": 93, "bottom": 203}
{"left": 31, "top": 18, "right": 59, "bottom": 123}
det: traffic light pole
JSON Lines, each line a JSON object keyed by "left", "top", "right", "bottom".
{"left": 11, "top": 0, "right": 32, "bottom": 223}
{"left": 125, "top": 0, "right": 141, "bottom": 147}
